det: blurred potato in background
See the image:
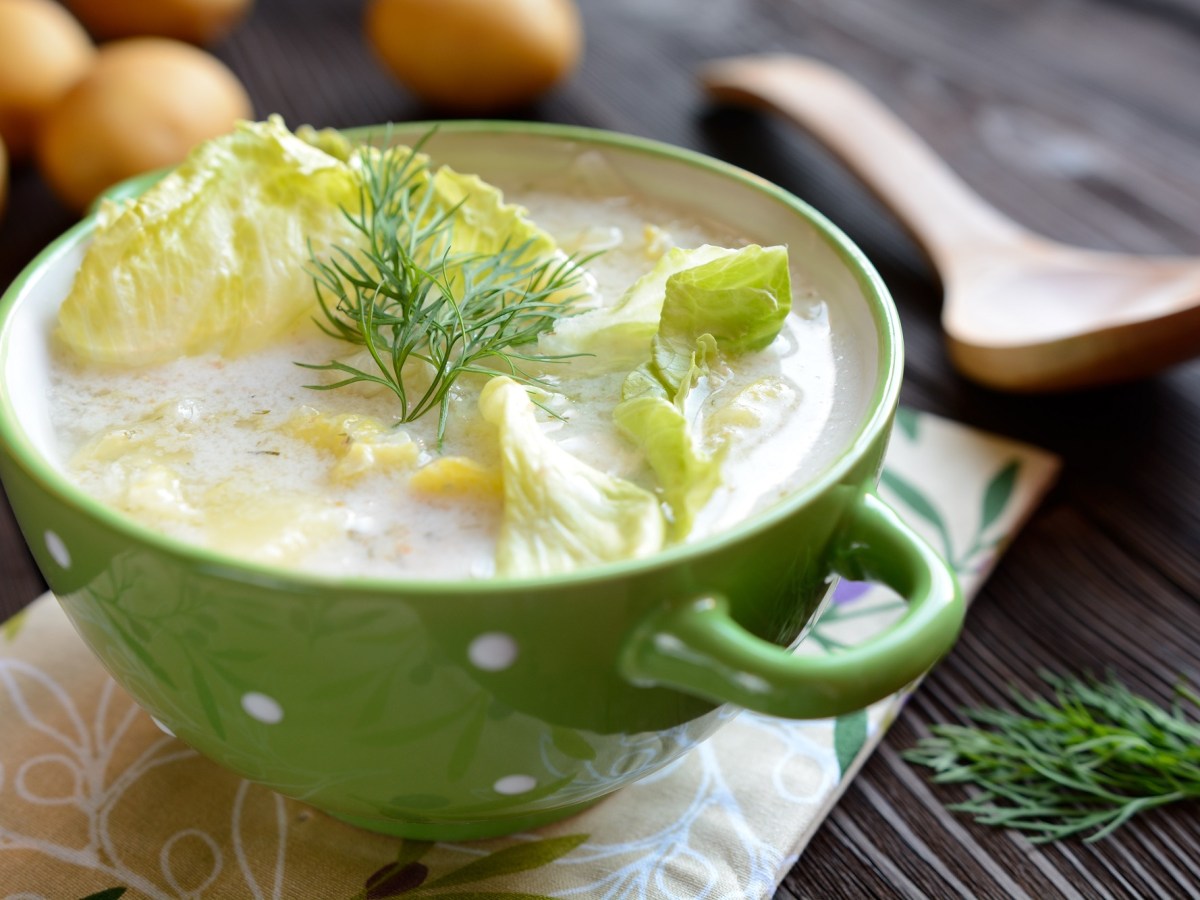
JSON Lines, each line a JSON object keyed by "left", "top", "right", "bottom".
{"left": 64, "top": 0, "right": 254, "bottom": 45}
{"left": 0, "top": 0, "right": 95, "bottom": 160}
{"left": 364, "top": 0, "right": 582, "bottom": 111}
{"left": 37, "top": 37, "right": 252, "bottom": 210}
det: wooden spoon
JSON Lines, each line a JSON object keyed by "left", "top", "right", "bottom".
{"left": 701, "top": 54, "right": 1200, "bottom": 392}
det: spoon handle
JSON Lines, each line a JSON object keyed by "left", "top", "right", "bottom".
{"left": 701, "top": 55, "right": 1025, "bottom": 271}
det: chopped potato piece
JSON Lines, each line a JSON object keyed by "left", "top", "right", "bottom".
{"left": 284, "top": 406, "right": 420, "bottom": 482}
{"left": 123, "top": 465, "right": 196, "bottom": 521}
{"left": 409, "top": 456, "right": 502, "bottom": 497}
{"left": 203, "top": 488, "right": 350, "bottom": 566}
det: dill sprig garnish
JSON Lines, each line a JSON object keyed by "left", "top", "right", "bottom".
{"left": 904, "top": 671, "right": 1200, "bottom": 843}
{"left": 299, "top": 135, "right": 591, "bottom": 441}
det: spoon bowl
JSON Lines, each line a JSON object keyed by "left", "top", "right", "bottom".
{"left": 702, "top": 54, "right": 1200, "bottom": 392}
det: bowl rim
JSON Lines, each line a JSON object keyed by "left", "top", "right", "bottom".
{"left": 0, "top": 119, "right": 903, "bottom": 593}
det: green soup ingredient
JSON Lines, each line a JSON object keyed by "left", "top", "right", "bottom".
{"left": 537, "top": 243, "right": 735, "bottom": 373}
{"left": 56, "top": 115, "right": 361, "bottom": 365}
{"left": 480, "top": 375, "right": 665, "bottom": 577}
{"left": 614, "top": 244, "right": 792, "bottom": 535}
{"left": 301, "top": 136, "right": 594, "bottom": 443}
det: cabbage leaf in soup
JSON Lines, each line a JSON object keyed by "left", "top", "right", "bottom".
{"left": 56, "top": 116, "right": 366, "bottom": 366}
{"left": 537, "top": 243, "right": 736, "bottom": 373}
{"left": 480, "top": 376, "right": 666, "bottom": 577}
{"left": 613, "top": 244, "right": 792, "bottom": 537}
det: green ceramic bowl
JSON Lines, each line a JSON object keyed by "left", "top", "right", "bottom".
{"left": 0, "top": 122, "right": 962, "bottom": 840}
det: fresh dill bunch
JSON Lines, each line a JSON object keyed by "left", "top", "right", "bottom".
{"left": 299, "top": 133, "right": 591, "bottom": 442}
{"left": 904, "top": 671, "right": 1200, "bottom": 843}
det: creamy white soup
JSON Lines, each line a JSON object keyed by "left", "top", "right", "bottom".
{"left": 46, "top": 136, "right": 866, "bottom": 580}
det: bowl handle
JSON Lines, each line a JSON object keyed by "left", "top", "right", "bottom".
{"left": 618, "top": 490, "right": 964, "bottom": 718}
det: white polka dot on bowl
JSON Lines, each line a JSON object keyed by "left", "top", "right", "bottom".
{"left": 468, "top": 632, "right": 518, "bottom": 671}
{"left": 493, "top": 774, "right": 537, "bottom": 795}
{"left": 44, "top": 531, "right": 70, "bottom": 569}
{"left": 241, "top": 692, "right": 284, "bottom": 724}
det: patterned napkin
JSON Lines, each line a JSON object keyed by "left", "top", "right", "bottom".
{"left": 0, "top": 410, "right": 1058, "bottom": 900}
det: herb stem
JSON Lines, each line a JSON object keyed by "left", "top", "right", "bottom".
{"left": 299, "top": 136, "right": 591, "bottom": 442}
{"left": 905, "top": 671, "right": 1200, "bottom": 843}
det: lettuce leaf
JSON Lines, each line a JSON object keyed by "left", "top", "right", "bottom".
{"left": 425, "top": 166, "right": 595, "bottom": 308}
{"left": 57, "top": 115, "right": 365, "bottom": 365}
{"left": 57, "top": 117, "right": 591, "bottom": 367}
{"left": 614, "top": 244, "right": 792, "bottom": 537}
{"left": 428, "top": 167, "right": 557, "bottom": 261}
{"left": 612, "top": 337, "right": 723, "bottom": 539}
{"left": 537, "top": 244, "right": 736, "bottom": 372}
{"left": 480, "top": 376, "right": 665, "bottom": 577}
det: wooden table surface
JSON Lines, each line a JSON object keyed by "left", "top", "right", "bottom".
{"left": 3, "top": 1, "right": 1199, "bottom": 896}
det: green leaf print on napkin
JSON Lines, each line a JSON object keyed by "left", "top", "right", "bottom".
{"left": 834, "top": 710, "right": 868, "bottom": 778}
{"left": 361, "top": 840, "right": 433, "bottom": 898}
{"left": 956, "top": 458, "right": 1023, "bottom": 569}
{"left": 356, "top": 835, "right": 587, "bottom": 898}
{"left": 881, "top": 459, "right": 1024, "bottom": 572}
{"left": 878, "top": 468, "right": 954, "bottom": 563}
{"left": 981, "top": 460, "right": 1020, "bottom": 533}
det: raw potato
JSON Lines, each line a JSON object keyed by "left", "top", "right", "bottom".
{"left": 365, "top": 0, "right": 582, "bottom": 111}
{"left": 64, "top": 0, "right": 254, "bottom": 45}
{"left": 0, "top": 0, "right": 95, "bottom": 160}
{"left": 37, "top": 38, "right": 253, "bottom": 211}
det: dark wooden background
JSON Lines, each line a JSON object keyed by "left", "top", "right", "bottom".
{"left": 3, "top": 0, "right": 1199, "bottom": 896}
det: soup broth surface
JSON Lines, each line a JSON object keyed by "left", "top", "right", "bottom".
{"left": 48, "top": 180, "right": 866, "bottom": 579}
